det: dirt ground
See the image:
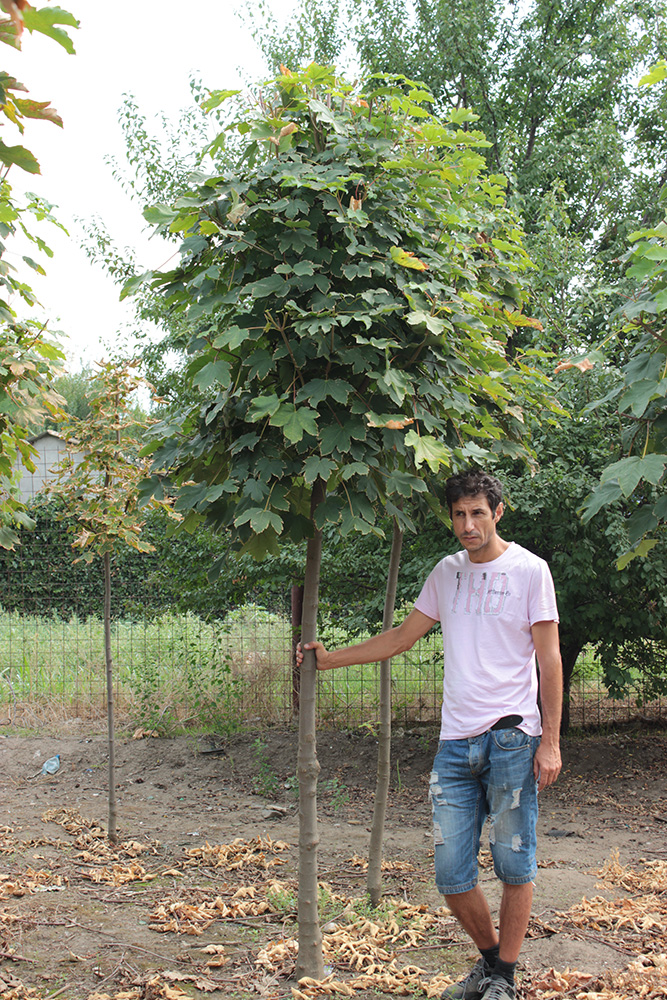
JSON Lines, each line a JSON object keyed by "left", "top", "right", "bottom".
{"left": 1, "top": 724, "right": 667, "bottom": 999}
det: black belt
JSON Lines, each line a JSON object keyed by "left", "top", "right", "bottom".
{"left": 490, "top": 714, "right": 523, "bottom": 730}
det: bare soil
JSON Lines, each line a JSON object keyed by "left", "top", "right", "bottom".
{"left": 1, "top": 725, "right": 667, "bottom": 999}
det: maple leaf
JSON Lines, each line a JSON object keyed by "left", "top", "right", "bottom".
{"left": 390, "top": 246, "right": 429, "bottom": 270}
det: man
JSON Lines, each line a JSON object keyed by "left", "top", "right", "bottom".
{"left": 299, "top": 470, "right": 562, "bottom": 1000}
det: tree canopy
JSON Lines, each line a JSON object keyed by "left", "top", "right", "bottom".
{"left": 0, "top": 0, "right": 78, "bottom": 549}
{"left": 135, "top": 65, "right": 557, "bottom": 558}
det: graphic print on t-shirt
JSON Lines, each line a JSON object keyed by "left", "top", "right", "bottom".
{"left": 451, "top": 570, "right": 510, "bottom": 616}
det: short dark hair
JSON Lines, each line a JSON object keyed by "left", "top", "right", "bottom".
{"left": 445, "top": 470, "right": 503, "bottom": 514}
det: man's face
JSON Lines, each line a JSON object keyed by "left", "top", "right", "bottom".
{"left": 450, "top": 493, "right": 504, "bottom": 561}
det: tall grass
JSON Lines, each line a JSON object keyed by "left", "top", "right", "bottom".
{"left": 0, "top": 604, "right": 292, "bottom": 731}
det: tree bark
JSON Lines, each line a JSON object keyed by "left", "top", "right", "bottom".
{"left": 560, "top": 642, "right": 583, "bottom": 735}
{"left": 295, "top": 480, "right": 325, "bottom": 982}
{"left": 291, "top": 583, "right": 304, "bottom": 723}
{"left": 366, "top": 518, "right": 403, "bottom": 907}
{"left": 104, "top": 550, "right": 117, "bottom": 844}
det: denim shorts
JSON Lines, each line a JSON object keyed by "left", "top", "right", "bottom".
{"left": 429, "top": 729, "right": 540, "bottom": 895}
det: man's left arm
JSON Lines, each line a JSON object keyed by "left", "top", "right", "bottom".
{"left": 531, "top": 620, "right": 563, "bottom": 791}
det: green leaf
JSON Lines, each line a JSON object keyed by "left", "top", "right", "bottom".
{"left": 0, "top": 140, "right": 40, "bottom": 174}
{"left": 627, "top": 505, "right": 659, "bottom": 545}
{"left": 407, "top": 309, "right": 445, "bottom": 335}
{"left": 379, "top": 368, "right": 413, "bottom": 405}
{"left": 618, "top": 379, "right": 665, "bottom": 417}
{"left": 21, "top": 255, "right": 45, "bottom": 275}
{"left": 120, "top": 271, "right": 153, "bottom": 301}
{"left": 143, "top": 204, "right": 180, "bottom": 226}
{"left": 0, "top": 525, "right": 19, "bottom": 550}
{"left": 313, "top": 495, "right": 344, "bottom": 529}
{"left": 192, "top": 359, "right": 231, "bottom": 389}
{"left": 212, "top": 325, "right": 254, "bottom": 350}
{"left": 295, "top": 378, "right": 353, "bottom": 407}
{"left": 234, "top": 506, "right": 283, "bottom": 534}
{"left": 248, "top": 274, "right": 288, "bottom": 298}
{"left": 22, "top": 6, "right": 79, "bottom": 54}
{"left": 616, "top": 539, "right": 659, "bottom": 570}
{"left": 639, "top": 60, "right": 667, "bottom": 87}
{"left": 641, "top": 246, "right": 667, "bottom": 260}
{"left": 405, "top": 430, "right": 451, "bottom": 472}
{"left": 249, "top": 394, "right": 282, "bottom": 421}
{"left": 341, "top": 461, "right": 370, "bottom": 479}
{"left": 601, "top": 455, "right": 667, "bottom": 495}
{"left": 238, "top": 527, "right": 281, "bottom": 560}
{"left": 303, "top": 455, "right": 336, "bottom": 483}
{"left": 579, "top": 480, "right": 623, "bottom": 523}
{"left": 201, "top": 89, "right": 241, "bottom": 113}
{"left": 270, "top": 404, "right": 318, "bottom": 443}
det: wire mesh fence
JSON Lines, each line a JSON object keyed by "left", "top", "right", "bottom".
{"left": 1, "top": 602, "right": 665, "bottom": 731}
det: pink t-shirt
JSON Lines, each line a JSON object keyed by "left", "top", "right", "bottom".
{"left": 414, "top": 542, "right": 559, "bottom": 740}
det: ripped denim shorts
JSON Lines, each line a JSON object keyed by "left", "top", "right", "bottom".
{"left": 429, "top": 729, "right": 540, "bottom": 895}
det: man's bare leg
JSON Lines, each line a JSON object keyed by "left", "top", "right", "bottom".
{"left": 497, "top": 882, "right": 533, "bottom": 962}
{"left": 444, "top": 887, "right": 498, "bottom": 950}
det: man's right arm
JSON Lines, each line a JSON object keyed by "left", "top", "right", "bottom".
{"left": 300, "top": 608, "right": 437, "bottom": 671}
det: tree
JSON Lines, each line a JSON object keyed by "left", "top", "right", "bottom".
{"left": 500, "top": 369, "right": 667, "bottom": 728}
{"left": 0, "top": 1, "right": 78, "bottom": 548}
{"left": 133, "top": 65, "right": 557, "bottom": 975}
{"left": 578, "top": 63, "right": 667, "bottom": 562}
{"left": 50, "top": 362, "right": 177, "bottom": 842}
{"left": 240, "top": 0, "right": 667, "bottom": 354}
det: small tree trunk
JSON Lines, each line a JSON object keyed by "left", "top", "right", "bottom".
{"left": 295, "top": 480, "right": 325, "bottom": 982}
{"left": 291, "top": 583, "right": 304, "bottom": 723}
{"left": 367, "top": 518, "right": 403, "bottom": 907}
{"left": 104, "top": 551, "right": 117, "bottom": 844}
{"left": 560, "top": 642, "right": 582, "bottom": 735}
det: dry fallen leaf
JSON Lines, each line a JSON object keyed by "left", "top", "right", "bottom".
{"left": 554, "top": 357, "right": 595, "bottom": 374}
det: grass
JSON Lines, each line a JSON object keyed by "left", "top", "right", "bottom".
{"left": 0, "top": 604, "right": 292, "bottom": 732}
{"left": 0, "top": 603, "right": 448, "bottom": 732}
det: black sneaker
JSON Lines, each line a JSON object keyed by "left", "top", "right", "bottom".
{"left": 441, "top": 958, "right": 492, "bottom": 1000}
{"left": 479, "top": 974, "right": 516, "bottom": 1000}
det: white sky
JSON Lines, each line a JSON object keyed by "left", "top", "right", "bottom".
{"left": 4, "top": 0, "right": 291, "bottom": 369}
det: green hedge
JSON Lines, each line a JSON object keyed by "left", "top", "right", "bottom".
{"left": 0, "top": 498, "right": 235, "bottom": 620}
{"left": 0, "top": 498, "right": 445, "bottom": 627}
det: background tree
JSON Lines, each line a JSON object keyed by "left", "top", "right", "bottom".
{"left": 134, "top": 65, "right": 557, "bottom": 974}
{"left": 240, "top": 0, "right": 667, "bottom": 350}
{"left": 579, "top": 63, "right": 667, "bottom": 562}
{"left": 50, "top": 361, "right": 177, "bottom": 843}
{"left": 500, "top": 369, "right": 667, "bottom": 729}
{"left": 0, "top": 0, "right": 78, "bottom": 548}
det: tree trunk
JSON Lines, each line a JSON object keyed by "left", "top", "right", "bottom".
{"left": 560, "top": 642, "right": 583, "bottom": 735}
{"left": 295, "top": 480, "right": 325, "bottom": 982}
{"left": 104, "top": 551, "right": 117, "bottom": 844}
{"left": 291, "top": 583, "right": 304, "bottom": 723}
{"left": 366, "top": 518, "right": 403, "bottom": 907}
